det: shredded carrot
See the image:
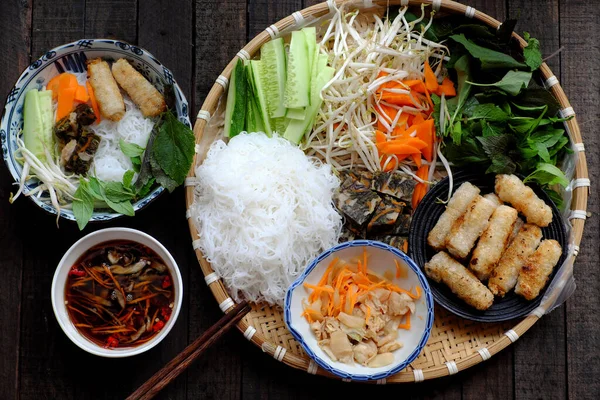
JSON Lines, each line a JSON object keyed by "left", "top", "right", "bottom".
{"left": 397, "top": 312, "right": 411, "bottom": 330}
{"left": 302, "top": 247, "right": 417, "bottom": 329}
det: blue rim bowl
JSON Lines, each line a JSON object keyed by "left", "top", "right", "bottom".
{"left": 0, "top": 38, "right": 191, "bottom": 223}
{"left": 284, "top": 240, "right": 434, "bottom": 381}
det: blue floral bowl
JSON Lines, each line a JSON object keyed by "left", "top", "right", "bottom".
{"left": 284, "top": 240, "right": 434, "bottom": 381}
{"left": 0, "top": 39, "right": 191, "bottom": 223}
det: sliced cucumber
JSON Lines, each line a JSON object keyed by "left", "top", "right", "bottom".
{"left": 284, "top": 66, "right": 334, "bottom": 144}
{"left": 249, "top": 60, "right": 273, "bottom": 135}
{"left": 302, "top": 27, "right": 317, "bottom": 93}
{"left": 23, "top": 89, "right": 54, "bottom": 160}
{"left": 271, "top": 117, "right": 288, "bottom": 134}
{"left": 224, "top": 59, "right": 247, "bottom": 138}
{"left": 38, "top": 90, "right": 55, "bottom": 157}
{"left": 284, "top": 30, "right": 310, "bottom": 109}
{"left": 260, "top": 38, "right": 287, "bottom": 119}
{"left": 245, "top": 62, "right": 265, "bottom": 133}
{"left": 286, "top": 107, "right": 306, "bottom": 120}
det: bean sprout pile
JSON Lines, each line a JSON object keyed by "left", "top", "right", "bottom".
{"left": 304, "top": 3, "right": 449, "bottom": 181}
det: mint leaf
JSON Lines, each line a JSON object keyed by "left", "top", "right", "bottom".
{"left": 73, "top": 179, "right": 95, "bottom": 230}
{"left": 123, "top": 170, "right": 135, "bottom": 189}
{"left": 450, "top": 34, "right": 527, "bottom": 70}
{"left": 467, "top": 103, "right": 509, "bottom": 122}
{"left": 468, "top": 70, "right": 532, "bottom": 96}
{"left": 131, "top": 156, "right": 142, "bottom": 173}
{"left": 87, "top": 177, "right": 105, "bottom": 201}
{"left": 104, "top": 181, "right": 135, "bottom": 202}
{"left": 482, "top": 122, "right": 504, "bottom": 137}
{"left": 152, "top": 111, "right": 195, "bottom": 185}
{"left": 523, "top": 32, "right": 543, "bottom": 71}
{"left": 137, "top": 177, "right": 156, "bottom": 198}
{"left": 524, "top": 163, "right": 569, "bottom": 187}
{"left": 119, "top": 139, "right": 145, "bottom": 158}
{"left": 104, "top": 198, "right": 135, "bottom": 216}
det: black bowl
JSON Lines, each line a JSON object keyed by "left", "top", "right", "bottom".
{"left": 408, "top": 169, "right": 567, "bottom": 322}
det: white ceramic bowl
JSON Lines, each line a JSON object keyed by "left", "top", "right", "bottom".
{"left": 284, "top": 240, "right": 434, "bottom": 381}
{"left": 51, "top": 227, "right": 183, "bottom": 357}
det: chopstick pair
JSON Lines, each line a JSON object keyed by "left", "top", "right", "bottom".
{"left": 126, "top": 301, "right": 251, "bottom": 400}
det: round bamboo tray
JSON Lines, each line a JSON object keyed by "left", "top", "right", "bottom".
{"left": 185, "top": 0, "right": 589, "bottom": 383}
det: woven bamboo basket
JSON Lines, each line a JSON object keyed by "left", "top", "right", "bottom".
{"left": 185, "top": 0, "right": 589, "bottom": 382}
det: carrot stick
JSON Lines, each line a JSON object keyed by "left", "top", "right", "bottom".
{"left": 56, "top": 87, "right": 76, "bottom": 121}
{"left": 378, "top": 143, "right": 421, "bottom": 155}
{"left": 86, "top": 81, "right": 101, "bottom": 123}
{"left": 424, "top": 61, "right": 439, "bottom": 92}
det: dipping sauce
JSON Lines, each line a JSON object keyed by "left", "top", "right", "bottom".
{"left": 65, "top": 240, "right": 174, "bottom": 349}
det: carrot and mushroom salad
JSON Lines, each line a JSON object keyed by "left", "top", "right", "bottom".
{"left": 301, "top": 248, "right": 421, "bottom": 367}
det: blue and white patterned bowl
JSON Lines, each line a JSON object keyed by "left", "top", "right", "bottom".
{"left": 284, "top": 240, "right": 434, "bottom": 381}
{"left": 0, "top": 39, "right": 191, "bottom": 223}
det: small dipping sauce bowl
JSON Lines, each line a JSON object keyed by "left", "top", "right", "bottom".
{"left": 51, "top": 227, "right": 183, "bottom": 357}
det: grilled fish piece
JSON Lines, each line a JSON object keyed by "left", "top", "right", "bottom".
{"left": 367, "top": 196, "right": 405, "bottom": 234}
{"left": 371, "top": 171, "right": 416, "bottom": 203}
{"left": 335, "top": 187, "right": 382, "bottom": 227}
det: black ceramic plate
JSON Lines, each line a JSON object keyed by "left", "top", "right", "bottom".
{"left": 408, "top": 170, "right": 567, "bottom": 322}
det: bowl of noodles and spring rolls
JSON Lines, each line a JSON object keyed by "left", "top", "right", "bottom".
{"left": 409, "top": 169, "right": 567, "bottom": 322}
{"left": 1, "top": 39, "right": 193, "bottom": 229}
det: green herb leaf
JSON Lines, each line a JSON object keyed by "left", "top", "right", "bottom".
{"left": 450, "top": 34, "right": 527, "bottom": 69}
{"left": 72, "top": 179, "right": 95, "bottom": 230}
{"left": 119, "top": 139, "right": 145, "bottom": 158}
{"left": 482, "top": 122, "right": 504, "bottom": 137}
{"left": 466, "top": 103, "right": 510, "bottom": 122}
{"left": 468, "top": 70, "right": 532, "bottom": 96}
{"left": 523, "top": 32, "right": 543, "bottom": 71}
{"left": 87, "top": 177, "right": 105, "bottom": 201}
{"left": 104, "top": 198, "right": 135, "bottom": 216}
{"left": 451, "top": 121, "right": 463, "bottom": 145}
{"left": 137, "top": 177, "right": 156, "bottom": 198}
{"left": 123, "top": 170, "right": 135, "bottom": 189}
{"left": 523, "top": 163, "right": 569, "bottom": 187}
{"left": 103, "top": 181, "right": 135, "bottom": 202}
{"left": 544, "top": 188, "right": 563, "bottom": 208}
{"left": 487, "top": 153, "right": 517, "bottom": 174}
{"left": 150, "top": 156, "right": 179, "bottom": 193}
{"left": 152, "top": 111, "right": 195, "bottom": 185}
{"left": 131, "top": 156, "right": 142, "bottom": 173}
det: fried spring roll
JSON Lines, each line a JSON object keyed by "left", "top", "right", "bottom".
{"left": 509, "top": 218, "right": 525, "bottom": 244}
{"left": 425, "top": 251, "right": 494, "bottom": 310}
{"left": 483, "top": 193, "right": 503, "bottom": 207}
{"left": 495, "top": 174, "right": 553, "bottom": 227}
{"left": 87, "top": 58, "right": 125, "bottom": 121}
{"left": 469, "top": 205, "right": 518, "bottom": 281}
{"left": 446, "top": 196, "right": 497, "bottom": 259}
{"left": 427, "top": 182, "right": 480, "bottom": 250}
{"left": 488, "top": 224, "right": 542, "bottom": 297}
{"left": 111, "top": 59, "right": 166, "bottom": 117}
{"left": 515, "top": 239, "right": 562, "bottom": 300}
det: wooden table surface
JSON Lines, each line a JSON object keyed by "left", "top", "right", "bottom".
{"left": 1, "top": 0, "right": 598, "bottom": 399}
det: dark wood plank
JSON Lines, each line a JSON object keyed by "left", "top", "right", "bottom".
{"left": 187, "top": 1, "right": 247, "bottom": 399}
{"left": 30, "top": 0, "right": 85, "bottom": 59}
{"left": 194, "top": 1, "right": 247, "bottom": 107}
{"left": 248, "top": 0, "right": 303, "bottom": 39}
{"left": 84, "top": 0, "right": 137, "bottom": 43}
{"left": 0, "top": 1, "right": 32, "bottom": 398}
{"left": 507, "top": 2, "right": 567, "bottom": 399}
{"left": 560, "top": 0, "right": 600, "bottom": 399}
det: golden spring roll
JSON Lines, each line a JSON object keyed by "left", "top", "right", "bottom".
{"left": 515, "top": 239, "right": 562, "bottom": 300}
{"left": 425, "top": 251, "right": 494, "bottom": 310}
{"left": 111, "top": 59, "right": 166, "bottom": 117}
{"left": 87, "top": 58, "right": 125, "bottom": 121}
{"left": 427, "top": 182, "right": 480, "bottom": 250}
{"left": 488, "top": 224, "right": 542, "bottom": 297}
{"left": 495, "top": 174, "right": 553, "bottom": 227}
{"left": 469, "top": 205, "right": 518, "bottom": 281}
{"left": 483, "top": 193, "right": 502, "bottom": 207}
{"left": 509, "top": 217, "right": 525, "bottom": 244}
{"left": 446, "top": 196, "right": 497, "bottom": 259}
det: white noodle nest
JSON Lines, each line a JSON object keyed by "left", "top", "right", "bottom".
{"left": 190, "top": 133, "right": 342, "bottom": 305}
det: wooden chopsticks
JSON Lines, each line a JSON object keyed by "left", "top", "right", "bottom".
{"left": 126, "top": 301, "right": 251, "bottom": 400}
